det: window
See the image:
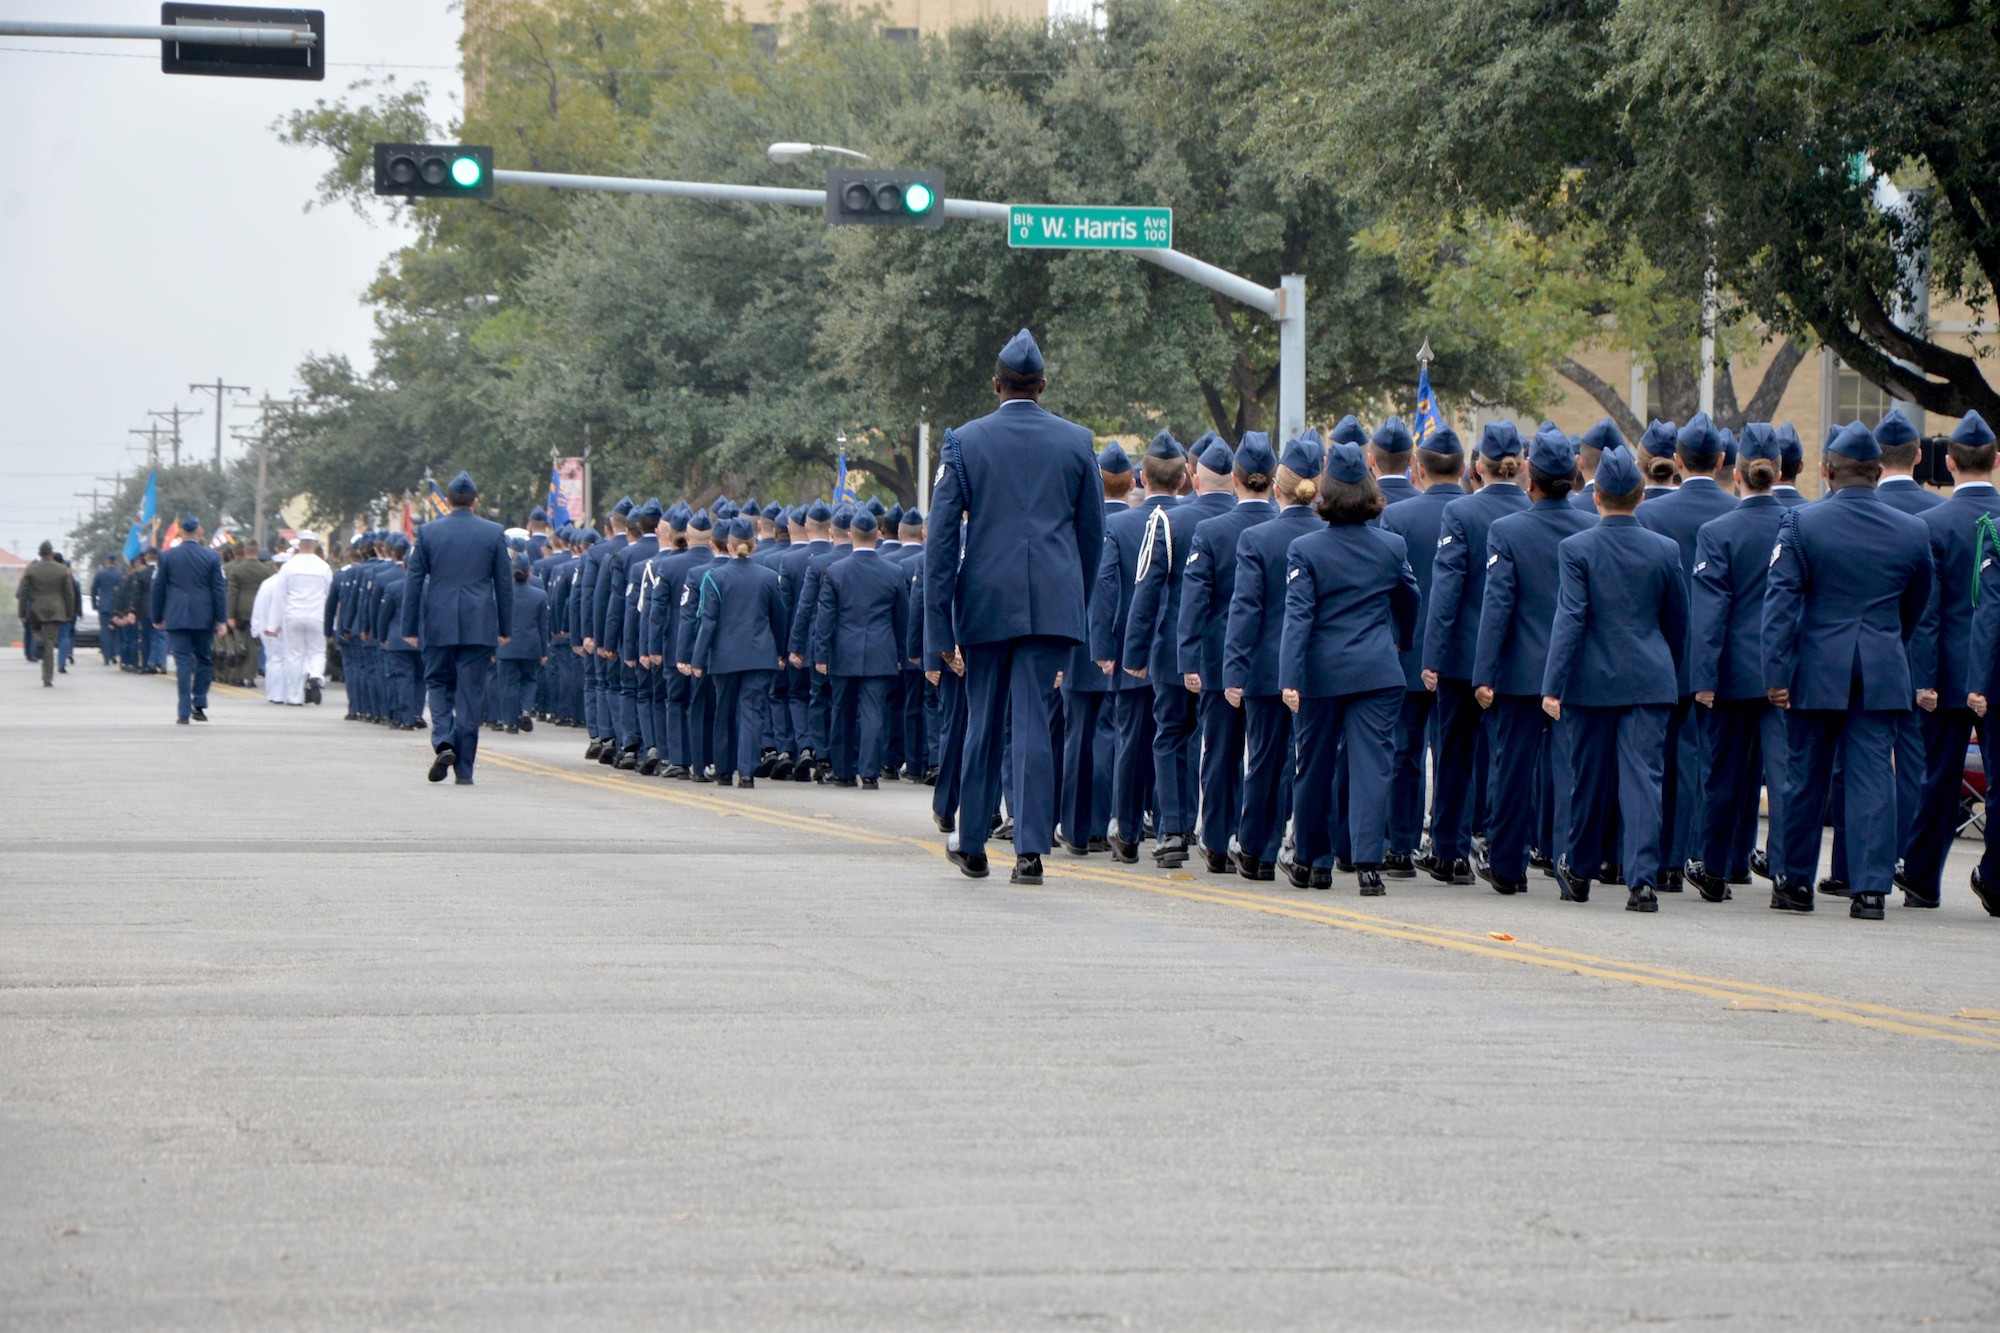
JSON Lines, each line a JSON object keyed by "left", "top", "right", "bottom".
{"left": 750, "top": 23, "right": 776, "bottom": 57}
{"left": 1835, "top": 360, "right": 1894, "bottom": 428}
{"left": 883, "top": 26, "right": 918, "bottom": 44}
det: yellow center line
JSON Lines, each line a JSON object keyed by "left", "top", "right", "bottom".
{"left": 485, "top": 750, "right": 2000, "bottom": 1052}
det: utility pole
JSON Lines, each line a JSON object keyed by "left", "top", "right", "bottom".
{"left": 189, "top": 377, "right": 250, "bottom": 472}
{"left": 148, "top": 406, "right": 201, "bottom": 468}
{"left": 246, "top": 393, "right": 303, "bottom": 546}
{"left": 74, "top": 483, "right": 106, "bottom": 517}
{"left": 129, "top": 425, "right": 167, "bottom": 468}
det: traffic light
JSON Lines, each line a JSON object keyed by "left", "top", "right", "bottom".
{"left": 160, "top": 4, "right": 325, "bottom": 81}
{"left": 824, "top": 169, "right": 945, "bottom": 227}
{"left": 373, "top": 144, "right": 496, "bottom": 201}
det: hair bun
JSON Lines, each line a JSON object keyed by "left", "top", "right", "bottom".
{"left": 1295, "top": 479, "right": 1318, "bottom": 501}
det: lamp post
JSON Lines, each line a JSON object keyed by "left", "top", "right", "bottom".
{"left": 766, "top": 142, "right": 871, "bottom": 165}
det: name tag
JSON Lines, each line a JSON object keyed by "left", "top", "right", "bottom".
{"left": 1486, "top": 552, "right": 1500, "bottom": 569}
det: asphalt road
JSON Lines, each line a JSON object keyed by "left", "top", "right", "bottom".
{"left": 4, "top": 659, "right": 1999, "bottom": 1330}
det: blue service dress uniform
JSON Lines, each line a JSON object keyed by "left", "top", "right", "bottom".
{"left": 1281, "top": 523, "right": 1422, "bottom": 876}
{"left": 925, "top": 399, "right": 1106, "bottom": 863}
{"left": 1089, "top": 494, "right": 1173, "bottom": 855}
{"left": 400, "top": 507, "right": 514, "bottom": 781}
{"left": 1687, "top": 494, "right": 1790, "bottom": 887}
{"left": 1471, "top": 497, "right": 1595, "bottom": 887}
{"left": 1127, "top": 488, "right": 1237, "bottom": 850}
{"left": 1422, "top": 480, "right": 1531, "bottom": 869}
{"left": 1179, "top": 496, "right": 1278, "bottom": 863}
{"left": 812, "top": 545, "right": 912, "bottom": 783}
{"left": 149, "top": 537, "right": 228, "bottom": 722}
{"left": 675, "top": 534, "right": 726, "bottom": 779}
{"left": 691, "top": 555, "right": 789, "bottom": 782}
{"left": 789, "top": 532, "right": 853, "bottom": 762}
{"left": 373, "top": 562, "right": 423, "bottom": 727}
{"left": 1223, "top": 499, "right": 1323, "bottom": 874}
{"left": 1542, "top": 515, "right": 1688, "bottom": 895}
{"left": 1761, "top": 489, "right": 1933, "bottom": 903}
{"left": 1379, "top": 480, "right": 1465, "bottom": 858}
{"left": 1058, "top": 497, "right": 1132, "bottom": 852}
{"left": 497, "top": 573, "right": 549, "bottom": 726}
{"left": 777, "top": 534, "right": 832, "bottom": 762}
{"left": 578, "top": 521, "right": 628, "bottom": 745}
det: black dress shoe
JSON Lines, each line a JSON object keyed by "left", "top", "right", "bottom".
{"left": 615, "top": 747, "right": 638, "bottom": 770}
{"left": 1599, "top": 862, "right": 1626, "bottom": 886}
{"left": 1485, "top": 868, "right": 1526, "bottom": 895}
{"left": 947, "top": 843, "right": 990, "bottom": 879}
{"left": 1381, "top": 851, "right": 1417, "bottom": 879}
{"left": 598, "top": 742, "right": 619, "bottom": 766}
{"left": 1154, "top": 833, "right": 1190, "bottom": 868}
{"left": 1526, "top": 847, "right": 1556, "bottom": 876}
{"left": 190, "top": 707, "right": 207, "bottom": 722}
{"left": 1850, "top": 891, "right": 1886, "bottom": 920}
{"left": 518, "top": 715, "right": 533, "bottom": 733}
{"left": 454, "top": 776, "right": 474, "bottom": 786}
{"left": 1278, "top": 854, "right": 1312, "bottom": 890}
{"left": 1626, "top": 885, "right": 1659, "bottom": 913}
{"left": 994, "top": 817, "right": 1015, "bottom": 841}
{"left": 1817, "top": 877, "right": 1851, "bottom": 899}
{"left": 754, "top": 753, "right": 776, "bottom": 779}
{"left": 1237, "top": 854, "right": 1264, "bottom": 881}
{"left": 1334, "top": 857, "right": 1356, "bottom": 874}
{"left": 661, "top": 764, "right": 688, "bottom": 780}
{"left": 1726, "top": 871, "right": 1752, "bottom": 887}
{"left": 770, "top": 755, "right": 794, "bottom": 781}
{"left": 1087, "top": 837, "right": 1110, "bottom": 853}
{"left": 934, "top": 812, "right": 956, "bottom": 834}
{"left": 1011, "top": 854, "right": 1044, "bottom": 885}
{"left": 1770, "top": 877, "right": 1815, "bottom": 913}
{"left": 428, "top": 746, "right": 456, "bottom": 783}
{"left": 1202, "top": 848, "right": 1232, "bottom": 874}
{"left": 1057, "top": 836, "right": 1091, "bottom": 857}
{"left": 504, "top": 723, "right": 519, "bottom": 734}
{"left": 1901, "top": 889, "right": 1939, "bottom": 909}
{"left": 860, "top": 777, "right": 880, "bottom": 790}
{"left": 1555, "top": 857, "right": 1590, "bottom": 903}
{"left": 1430, "top": 856, "right": 1474, "bottom": 886}
{"left": 1749, "top": 848, "right": 1772, "bottom": 881}
{"left": 879, "top": 766, "right": 901, "bottom": 782}
{"left": 693, "top": 772, "right": 714, "bottom": 784}
{"left": 1972, "top": 867, "right": 2000, "bottom": 917}
{"left": 1309, "top": 867, "right": 1334, "bottom": 890}
{"left": 922, "top": 768, "right": 939, "bottom": 785}
{"left": 1658, "top": 867, "right": 1683, "bottom": 893}
{"left": 1108, "top": 836, "right": 1140, "bottom": 865}
{"left": 639, "top": 749, "right": 661, "bottom": 775}
{"left": 175, "top": 716, "right": 189, "bottom": 725}
{"left": 1357, "top": 867, "right": 1386, "bottom": 897}
{"left": 1685, "top": 860, "right": 1730, "bottom": 903}
{"left": 304, "top": 679, "right": 322, "bottom": 706}
{"left": 587, "top": 738, "right": 606, "bottom": 761}
{"left": 736, "top": 776, "right": 755, "bottom": 789}
{"left": 1893, "top": 861, "right": 1916, "bottom": 894}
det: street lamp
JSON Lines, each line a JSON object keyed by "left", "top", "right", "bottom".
{"left": 767, "top": 141, "right": 871, "bottom": 165}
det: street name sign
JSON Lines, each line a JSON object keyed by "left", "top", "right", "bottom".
{"left": 1009, "top": 205, "right": 1172, "bottom": 250}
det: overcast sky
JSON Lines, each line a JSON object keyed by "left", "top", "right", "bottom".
{"left": 0, "top": 0, "right": 463, "bottom": 558}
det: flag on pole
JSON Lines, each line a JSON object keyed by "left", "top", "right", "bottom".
{"left": 424, "top": 476, "right": 451, "bottom": 520}
{"left": 138, "top": 469, "right": 158, "bottom": 527}
{"left": 158, "top": 519, "right": 183, "bottom": 552}
{"left": 1412, "top": 365, "right": 1443, "bottom": 447}
{"left": 122, "top": 522, "right": 144, "bottom": 562}
{"left": 546, "top": 464, "right": 571, "bottom": 526}
{"left": 833, "top": 453, "right": 858, "bottom": 506}
{"left": 402, "top": 502, "right": 416, "bottom": 542}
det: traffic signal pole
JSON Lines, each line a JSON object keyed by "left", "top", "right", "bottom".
{"left": 489, "top": 168, "right": 1309, "bottom": 444}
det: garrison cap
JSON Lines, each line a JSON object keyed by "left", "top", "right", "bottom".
{"left": 865, "top": 496, "right": 887, "bottom": 517}
{"left": 713, "top": 500, "right": 738, "bottom": 522}
{"left": 901, "top": 509, "right": 925, "bottom": 529}
{"left": 1638, "top": 420, "right": 1678, "bottom": 458}
{"left": 806, "top": 499, "right": 832, "bottom": 523}
{"left": 689, "top": 508, "right": 714, "bottom": 532}
{"left": 831, "top": 505, "right": 854, "bottom": 531}
{"left": 1145, "top": 429, "right": 1185, "bottom": 461}
{"left": 729, "top": 516, "right": 756, "bottom": 542}
{"left": 1097, "top": 441, "right": 1133, "bottom": 474}
{"left": 1529, "top": 425, "right": 1575, "bottom": 477}
{"left": 998, "top": 328, "right": 1045, "bottom": 376}
{"left": 1874, "top": 406, "right": 1921, "bottom": 447}
{"left": 1719, "top": 427, "right": 1737, "bottom": 466}
{"left": 612, "top": 496, "right": 634, "bottom": 517}
{"left": 1594, "top": 444, "right": 1644, "bottom": 498}
{"left": 529, "top": 506, "right": 547, "bottom": 522}
{"left": 1371, "top": 417, "right": 1415, "bottom": 453}
{"left": 511, "top": 552, "right": 530, "bottom": 574}
{"left": 1420, "top": 424, "right": 1464, "bottom": 457}
{"left": 764, "top": 502, "right": 785, "bottom": 521}
{"left": 1196, "top": 435, "right": 1235, "bottom": 475}
{"left": 180, "top": 511, "right": 203, "bottom": 530}
{"left": 1579, "top": 417, "right": 1626, "bottom": 453}
{"left": 1952, "top": 410, "right": 1997, "bottom": 447}
{"left": 446, "top": 471, "right": 477, "bottom": 498}
{"left": 389, "top": 534, "right": 410, "bottom": 555}
{"left": 1324, "top": 441, "right": 1369, "bottom": 484}
{"left": 1280, "top": 430, "right": 1325, "bottom": 480}
{"left": 1828, "top": 420, "right": 1882, "bottom": 461}
{"left": 1677, "top": 411, "right": 1723, "bottom": 458}
{"left": 1476, "top": 421, "right": 1524, "bottom": 460}
{"left": 851, "top": 511, "right": 878, "bottom": 534}
{"left": 1233, "top": 430, "right": 1277, "bottom": 476}
{"left": 1775, "top": 422, "right": 1804, "bottom": 463}
{"left": 1329, "top": 415, "right": 1368, "bottom": 447}
{"left": 885, "top": 503, "right": 904, "bottom": 528}
{"left": 742, "top": 496, "right": 761, "bottom": 514}
{"left": 1737, "top": 422, "right": 1782, "bottom": 462}
{"left": 635, "top": 497, "right": 663, "bottom": 520}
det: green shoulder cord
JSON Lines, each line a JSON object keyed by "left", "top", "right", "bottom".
{"left": 1975, "top": 513, "right": 1999, "bottom": 608}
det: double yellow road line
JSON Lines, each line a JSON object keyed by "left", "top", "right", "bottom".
{"left": 486, "top": 749, "right": 2000, "bottom": 1053}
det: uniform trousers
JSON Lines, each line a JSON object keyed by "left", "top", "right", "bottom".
{"left": 1828, "top": 706, "right": 1935, "bottom": 885}
{"left": 496, "top": 658, "right": 539, "bottom": 724}
{"left": 711, "top": 669, "right": 773, "bottom": 780}
{"left": 1196, "top": 689, "right": 1246, "bottom": 856}
{"left": 766, "top": 669, "right": 794, "bottom": 756}
{"left": 1058, "top": 687, "right": 1112, "bottom": 845}
{"left": 901, "top": 670, "right": 929, "bottom": 774}
{"left": 686, "top": 673, "right": 717, "bottom": 776}
{"left": 1904, "top": 707, "right": 1987, "bottom": 898}
{"left": 423, "top": 644, "right": 492, "bottom": 779}
{"left": 662, "top": 667, "right": 691, "bottom": 766}
{"left": 1662, "top": 698, "right": 1710, "bottom": 875}
{"left": 1698, "top": 700, "right": 1783, "bottom": 877}
{"left": 806, "top": 668, "right": 834, "bottom": 756}
{"left": 29, "top": 620, "right": 60, "bottom": 685}
{"left": 1430, "top": 679, "right": 1482, "bottom": 860}
{"left": 956, "top": 637, "right": 1069, "bottom": 859}
{"left": 1778, "top": 706, "right": 1902, "bottom": 897}
{"left": 641, "top": 663, "right": 668, "bottom": 757}
{"left": 881, "top": 673, "right": 905, "bottom": 776}
{"left": 1564, "top": 704, "right": 1670, "bottom": 892}
{"left": 1108, "top": 688, "right": 1157, "bottom": 845}
{"left": 165, "top": 628, "right": 215, "bottom": 721}
{"left": 1388, "top": 689, "right": 1434, "bottom": 854}
{"left": 787, "top": 665, "right": 815, "bottom": 755}
{"left": 1487, "top": 695, "right": 1563, "bottom": 882}
{"left": 609, "top": 657, "right": 640, "bottom": 750}
{"left": 1292, "top": 688, "right": 1400, "bottom": 868}
{"left": 384, "top": 649, "right": 421, "bottom": 725}
{"left": 932, "top": 667, "right": 968, "bottom": 827}
{"left": 830, "top": 674, "right": 894, "bottom": 781}
{"left": 583, "top": 653, "right": 608, "bottom": 740}
{"left": 1237, "top": 696, "right": 1294, "bottom": 864}
{"left": 1150, "top": 679, "right": 1201, "bottom": 836}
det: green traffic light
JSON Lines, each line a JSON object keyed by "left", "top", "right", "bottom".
{"left": 450, "top": 156, "right": 483, "bottom": 189}
{"left": 905, "top": 181, "right": 935, "bottom": 214}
